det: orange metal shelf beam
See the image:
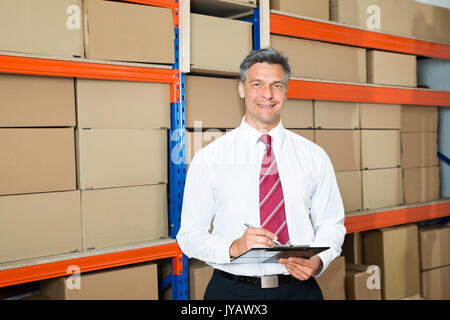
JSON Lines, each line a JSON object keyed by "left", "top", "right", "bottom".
{"left": 270, "top": 13, "right": 450, "bottom": 61}
{"left": 0, "top": 55, "right": 177, "bottom": 83}
{"left": 345, "top": 201, "right": 450, "bottom": 234}
{"left": 0, "top": 242, "right": 183, "bottom": 288}
{"left": 287, "top": 79, "right": 450, "bottom": 107}
{"left": 0, "top": 55, "right": 180, "bottom": 103}
{"left": 123, "top": 0, "right": 179, "bottom": 28}
{"left": 123, "top": 0, "right": 173, "bottom": 8}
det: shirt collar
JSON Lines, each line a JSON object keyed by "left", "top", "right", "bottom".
{"left": 239, "top": 116, "right": 286, "bottom": 151}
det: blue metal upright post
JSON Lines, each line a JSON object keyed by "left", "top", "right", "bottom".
{"left": 242, "top": 8, "right": 261, "bottom": 50}
{"left": 253, "top": 7, "right": 261, "bottom": 50}
{"left": 167, "top": 5, "right": 189, "bottom": 299}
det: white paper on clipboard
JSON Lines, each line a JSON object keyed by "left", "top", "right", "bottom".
{"left": 230, "top": 245, "right": 329, "bottom": 264}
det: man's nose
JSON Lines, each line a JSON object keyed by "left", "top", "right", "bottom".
{"left": 261, "top": 84, "right": 274, "bottom": 99}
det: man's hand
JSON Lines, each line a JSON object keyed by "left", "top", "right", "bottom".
{"left": 229, "top": 227, "right": 278, "bottom": 258}
{"left": 278, "top": 255, "right": 323, "bottom": 281}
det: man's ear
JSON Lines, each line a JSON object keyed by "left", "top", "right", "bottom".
{"left": 238, "top": 81, "right": 245, "bottom": 98}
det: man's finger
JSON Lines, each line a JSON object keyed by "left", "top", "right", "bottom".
{"left": 252, "top": 235, "right": 277, "bottom": 247}
{"left": 287, "top": 257, "right": 313, "bottom": 267}
{"left": 285, "top": 265, "right": 309, "bottom": 281}
{"left": 250, "top": 227, "right": 278, "bottom": 241}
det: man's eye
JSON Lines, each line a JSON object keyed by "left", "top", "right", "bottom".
{"left": 252, "top": 82, "right": 262, "bottom": 88}
{"left": 273, "top": 84, "right": 284, "bottom": 90}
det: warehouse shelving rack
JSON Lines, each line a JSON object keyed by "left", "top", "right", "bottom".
{"left": 256, "top": 5, "right": 450, "bottom": 233}
{"left": 0, "top": 0, "right": 189, "bottom": 300}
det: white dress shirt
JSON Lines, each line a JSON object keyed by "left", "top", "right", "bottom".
{"left": 176, "top": 118, "right": 346, "bottom": 277}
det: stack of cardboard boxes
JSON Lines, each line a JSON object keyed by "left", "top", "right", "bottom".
{"left": 364, "top": 224, "right": 421, "bottom": 300}
{"left": 401, "top": 106, "right": 440, "bottom": 204}
{"left": 343, "top": 223, "right": 450, "bottom": 300}
{"left": 0, "top": 0, "right": 176, "bottom": 299}
{"left": 185, "top": 9, "right": 252, "bottom": 163}
{"left": 0, "top": 74, "right": 81, "bottom": 264}
{"left": 75, "top": 78, "right": 170, "bottom": 250}
{"left": 419, "top": 225, "right": 450, "bottom": 300}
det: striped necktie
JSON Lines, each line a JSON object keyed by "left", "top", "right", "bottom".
{"left": 259, "top": 134, "right": 290, "bottom": 245}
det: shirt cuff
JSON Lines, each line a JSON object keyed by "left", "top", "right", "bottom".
{"left": 208, "top": 234, "right": 236, "bottom": 265}
{"left": 314, "top": 249, "right": 334, "bottom": 278}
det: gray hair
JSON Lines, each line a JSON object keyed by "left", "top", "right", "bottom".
{"left": 239, "top": 47, "right": 291, "bottom": 85}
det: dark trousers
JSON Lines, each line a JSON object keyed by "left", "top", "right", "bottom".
{"left": 204, "top": 271, "right": 323, "bottom": 300}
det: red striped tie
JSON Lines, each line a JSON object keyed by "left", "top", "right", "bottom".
{"left": 259, "top": 134, "right": 290, "bottom": 245}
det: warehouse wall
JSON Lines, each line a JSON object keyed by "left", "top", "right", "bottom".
{"left": 414, "top": 0, "right": 450, "bottom": 9}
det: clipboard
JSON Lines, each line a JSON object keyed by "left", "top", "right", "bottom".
{"left": 230, "top": 245, "right": 329, "bottom": 264}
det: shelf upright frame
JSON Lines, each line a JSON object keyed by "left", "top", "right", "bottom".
{"left": 167, "top": 0, "right": 189, "bottom": 300}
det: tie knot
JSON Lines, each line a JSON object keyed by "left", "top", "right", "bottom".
{"left": 260, "top": 134, "right": 272, "bottom": 156}
{"left": 260, "top": 134, "right": 271, "bottom": 146}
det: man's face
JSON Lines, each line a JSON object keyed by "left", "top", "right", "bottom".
{"left": 239, "top": 62, "right": 287, "bottom": 131}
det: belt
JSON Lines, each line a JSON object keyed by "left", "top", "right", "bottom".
{"left": 214, "top": 269, "right": 292, "bottom": 288}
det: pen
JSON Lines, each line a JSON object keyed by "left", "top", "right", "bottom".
{"left": 243, "top": 223, "right": 282, "bottom": 245}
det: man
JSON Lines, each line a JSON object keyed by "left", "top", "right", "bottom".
{"left": 176, "top": 48, "right": 346, "bottom": 300}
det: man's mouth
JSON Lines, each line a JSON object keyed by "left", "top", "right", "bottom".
{"left": 257, "top": 103, "right": 276, "bottom": 109}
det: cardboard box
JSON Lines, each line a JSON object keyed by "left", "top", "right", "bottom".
{"left": 81, "top": 184, "right": 168, "bottom": 250}
{"left": 270, "top": 0, "right": 329, "bottom": 20}
{"left": 330, "top": 0, "right": 450, "bottom": 45}
{"left": 270, "top": 35, "right": 367, "bottom": 83}
{"left": 0, "top": 74, "right": 75, "bottom": 127}
{"left": 191, "top": 13, "right": 252, "bottom": 73}
{"left": 76, "top": 129, "right": 167, "bottom": 189}
{"left": 186, "top": 76, "right": 245, "bottom": 129}
{"left": 40, "top": 263, "right": 158, "bottom": 300}
{"left": 401, "top": 106, "right": 438, "bottom": 132}
{"left": 360, "top": 103, "right": 401, "bottom": 129}
{"left": 0, "top": 191, "right": 81, "bottom": 263}
{"left": 0, "top": 0, "right": 83, "bottom": 58}
{"left": 281, "top": 99, "right": 314, "bottom": 129}
{"left": 403, "top": 166, "right": 440, "bottom": 204}
{"left": 0, "top": 128, "right": 76, "bottom": 196}
{"left": 361, "top": 130, "right": 401, "bottom": 169}
{"left": 362, "top": 168, "right": 403, "bottom": 210}
{"left": 314, "top": 101, "right": 359, "bottom": 129}
{"left": 291, "top": 130, "right": 315, "bottom": 142}
{"left": 367, "top": 50, "right": 417, "bottom": 87}
{"left": 421, "top": 265, "right": 450, "bottom": 300}
{"left": 346, "top": 264, "right": 382, "bottom": 300}
{"left": 335, "top": 171, "right": 362, "bottom": 213}
{"left": 315, "top": 130, "right": 361, "bottom": 172}
{"left": 401, "top": 132, "right": 438, "bottom": 168}
{"left": 341, "top": 232, "right": 364, "bottom": 264}
{"left": 316, "top": 256, "right": 346, "bottom": 300}
{"left": 331, "top": 0, "right": 414, "bottom": 37}
{"left": 83, "top": 0, "right": 174, "bottom": 64}
{"left": 189, "top": 259, "right": 214, "bottom": 300}
{"left": 419, "top": 225, "right": 450, "bottom": 271}
{"left": 76, "top": 79, "right": 170, "bottom": 129}
{"left": 364, "top": 224, "right": 421, "bottom": 300}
